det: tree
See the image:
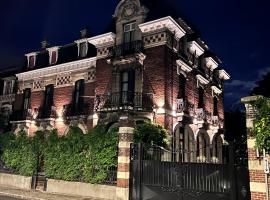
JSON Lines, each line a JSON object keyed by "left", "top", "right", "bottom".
{"left": 251, "top": 72, "right": 270, "bottom": 97}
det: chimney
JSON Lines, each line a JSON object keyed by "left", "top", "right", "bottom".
{"left": 80, "top": 28, "right": 90, "bottom": 38}
{"left": 41, "top": 39, "right": 50, "bottom": 50}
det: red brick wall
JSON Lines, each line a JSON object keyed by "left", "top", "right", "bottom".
{"left": 95, "top": 59, "right": 112, "bottom": 96}
{"left": 13, "top": 93, "right": 23, "bottom": 111}
{"left": 31, "top": 90, "right": 45, "bottom": 109}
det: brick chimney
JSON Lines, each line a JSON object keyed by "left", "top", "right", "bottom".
{"left": 80, "top": 28, "right": 90, "bottom": 39}
{"left": 41, "top": 39, "right": 50, "bottom": 50}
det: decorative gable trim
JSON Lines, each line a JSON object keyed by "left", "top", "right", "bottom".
{"left": 138, "top": 16, "right": 186, "bottom": 39}
{"left": 211, "top": 86, "right": 222, "bottom": 96}
{"left": 88, "top": 32, "right": 116, "bottom": 48}
{"left": 205, "top": 57, "right": 218, "bottom": 71}
{"left": 176, "top": 59, "right": 192, "bottom": 73}
{"left": 188, "top": 41, "right": 204, "bottom": 56}
{"left": 219, "top": 69, "right": 230, "bottom": 80}
{"left": 196, "top": 74, "right": 209, "bottom": 86}
{"left": 16, "top": 57, "right": 96, "bottom": 81}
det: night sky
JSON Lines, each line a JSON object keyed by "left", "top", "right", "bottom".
{"left": 0, "top": 0, "right": 269, "bottom": 110}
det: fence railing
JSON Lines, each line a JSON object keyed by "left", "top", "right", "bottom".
{"left": 108, "top": 40, "right": 143, "bottom": 57}
{"left": 10, "top": 109, "right": 33, "bottom": 121}
{"left": 63, "top": 103, "right": 90, "bottom": 117}
{"left": 95, "top": 92, "right": 153, "bottom": 112}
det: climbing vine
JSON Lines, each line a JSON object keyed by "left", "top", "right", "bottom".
{"left": 252, "top": 97, "right": 270, "bottom": 152}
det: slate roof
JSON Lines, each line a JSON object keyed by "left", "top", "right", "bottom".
{"left": 23, "top": 42, "right": 97, "bottom": 72}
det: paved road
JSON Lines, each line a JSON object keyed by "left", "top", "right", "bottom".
{"left": 0, "top": 195, "right": 22, "bottom": 200}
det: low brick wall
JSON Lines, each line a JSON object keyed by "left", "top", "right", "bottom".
{"left": 0, "top": 173, "right": 32, "bottom": 189}
{"left": 47, "top": 179, "right": 117, "bottom": 200}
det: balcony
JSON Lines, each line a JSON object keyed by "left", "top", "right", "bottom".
{"left": 95, "top": 92, "right": 153, "bottom": 112}
{"left": 63, "top": 103, "right": 90, "bottom": 118}
{"left": 10, "top": 109, "right": 33, "bottom": 122}
{"left": 36, "top": 106, "right": 57, "bottom": 119}
{"left": 108, "top": 40, "right": 143, "bottom": 58}
{"left": 0, "top": 94, "right": 15, "bottom": 103}
{"left": 176, "top": 98, "right": 186, "bottom": 113}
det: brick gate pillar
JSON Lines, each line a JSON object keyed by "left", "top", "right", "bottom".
{"left": 242, "top": 96, "right": 270, "bottom": 200}
{"left": 116, "top": 114, "right": 135, "bottom": 200}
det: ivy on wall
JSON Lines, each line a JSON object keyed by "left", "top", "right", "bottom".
{"left": 252, "top": 97, "right": 270, "bottom": 152}
{"left": 0, "top": 122, "right": 167, "bottom": 183}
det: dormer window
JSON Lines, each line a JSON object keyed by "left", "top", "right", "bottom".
{"left": 124, "top": 22, "right": 136, "bottom": 43}
{"left": 25, "top": 53, "right": 37, "bottom": 69}
{"left": 29, "top": 55, "right": 35, "bottom": 68}
{"left": 47, "top": 47, "right": 59, "bottom": 65}
{"left": 79, "top": 42, "right": 88, "bottom": 58}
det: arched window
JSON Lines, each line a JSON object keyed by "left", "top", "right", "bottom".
{"left": 198, "top": 86, "right": 204, "bottom": 109}
{"left": 196, "top": 132, "right": 208, "bottom": 162}
{"left": 178, "top": 74, "right": 186, "bottom": 100}
{"left": 173, "top": 125, "right": 194, "bottom": 162}
{"left": 212, "top": 135, "right": 223, "bottom": 163}
{"left": 213, "top": 96, "right": 218, "bottom": 116}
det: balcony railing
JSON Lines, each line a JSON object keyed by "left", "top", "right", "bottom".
{"left": 36, "top": 106, "right": 57, "bottom": 119}
{"left": 108, "top": 40, "right": 143, "bottom": 58}
{"left": 196, "top": 108, "right": 205, "bottom": 122}
{"left": 0, "top": 94, "right": 15, "bottom": 103}
{"left": 10, "top": 109, "right": 33, "bottom": 121}
{"left": 63, "top": 103, "right": 90, "bottom": 118}
{"left": 95, "top": 92, "right": 153, "bottom": 112}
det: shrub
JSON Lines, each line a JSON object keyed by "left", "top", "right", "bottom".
{"left": 134, "top": 122, "right": 168, "bottom": 148}
{"left": 1, "top": 132, "right": 37, "bottom": 176}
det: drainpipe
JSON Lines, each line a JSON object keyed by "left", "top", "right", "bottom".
{"left": 264, "top": 149, "right": 269, "bottom": 200}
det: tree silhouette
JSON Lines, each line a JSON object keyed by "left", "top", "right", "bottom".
{"left": 251, "top": 72, "right": 270, "bottom": 97}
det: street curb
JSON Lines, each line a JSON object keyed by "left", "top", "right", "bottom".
{"left": 0, "top": 191, "right": 45, "bottom": 200}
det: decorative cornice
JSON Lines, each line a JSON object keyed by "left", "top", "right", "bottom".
{"left": 87, "top": 32, "right": 116, "bottom": 48}
{"left": 196, "top": 74, "right": 209, "bottom": 85}
{"left": 16, "top": 57, "right": 96, "bottom": 81}
{"left": 188, "top": 41, "right": 204, "bottom": 56}
{"left": 205, "top": 57, "right": 218, "bottom": 71}
{"left": 74, "top": 38, "right": 89, "bottom": 44}
{"left": 138, "top": 16, "right": 186, "bottom": 39}
{"left": 25, "top": 52, "right": 37, "bottom": 57}
{"left": 176, "top": 59, "right": 192, "bottom": 73}
{"left": 219, "top": 69, "right": 230, "bottom": 80}
{"left": 211, "top": 86, "right": 222, "bottom": 95}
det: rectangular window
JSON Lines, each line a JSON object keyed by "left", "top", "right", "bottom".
{"left": 123, "top": 22, "right": 136, "bottom": 44}
{"left": 50, "top": 51, "right": 57, "bottom": 65}
{"left": 29, "top": 56, "right": 35, "bottom": 68}
{"left": 73, "top": 79, "right": 85, "bottom": 110}
{"left": 23, "top": 88, "right": 31, "bottom": 111}
{"left": 44, "top": 85, "right": 54, "bottom": 110}
{"left": 213, "top": 96, "right": 219, "bottom": 116}
{"left": 198, "top": 87, "right": 204, "bottom": 109}
{"left": 121, "top": 70, "right": 135, "bottom": 104}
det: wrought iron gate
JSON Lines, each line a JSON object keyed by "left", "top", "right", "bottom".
{"left": 130, "top": 143, "right": 236, "bottom": 200}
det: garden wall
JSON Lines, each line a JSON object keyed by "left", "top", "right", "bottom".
{"left": 47, "top": 179, "right": 117, "bottom": 200}
{"left": 0, "top": 173, "right": 32, "bottom": 189}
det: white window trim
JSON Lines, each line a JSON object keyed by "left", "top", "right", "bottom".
{"left": 205, "top": 57, "right": 218, "bottom": 71}
{"left": 211, "top": 86, "right": 222, "bottom": 96}
{"left": 25, "top": 52, "right": 37, "bottom": 68}
{"left": 196, "top": 74, "right": 209, "bottom": 87}
{"left": 47, "top": 46, "right": 60, "bottom": 65}
{"left": 176, "top": 59, "right": 192, "bottom": 73}
{"left": 75, "top": 40, "right": 88, "bottom": 58}
{"left": 188, "top": 41, "right": 204, "bottom": 57}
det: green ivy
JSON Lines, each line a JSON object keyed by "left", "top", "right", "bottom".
{"left": 252, "top": 97, "right": 270, "bottom": 152}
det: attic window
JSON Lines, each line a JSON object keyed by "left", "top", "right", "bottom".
{"left": 28, "top": 55, "right": 36, "bottom": 68}
{"left": 124, "top": 22, "right": 136, "bottom": 43}
{"left": 50, "top": 51, "right": 57, "bottom": 65}
{"left": 79, "top": 42, "right": 88, "bottom": 58}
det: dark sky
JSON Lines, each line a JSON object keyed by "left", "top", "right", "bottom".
{"left": 0, "top": 0, "right": 269, "bottom": 110}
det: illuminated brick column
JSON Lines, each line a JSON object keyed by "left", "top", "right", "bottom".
{"left": 116, "top": 115, "right": 134, "bottom": 200}
{"left": 242, "top": 96, "right": 269, "bottom": 200}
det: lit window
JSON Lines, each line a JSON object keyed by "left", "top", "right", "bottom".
{"left": 73, "top": 79, "right": 85, "bottom": 109}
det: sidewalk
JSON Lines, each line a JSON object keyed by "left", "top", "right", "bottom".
{"left": 0, "top": 185, "right": 107, "bottom": 200}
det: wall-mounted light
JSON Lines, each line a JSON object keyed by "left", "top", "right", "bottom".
{"left": 156, "top": 107, "right": 165, "bottom": 114}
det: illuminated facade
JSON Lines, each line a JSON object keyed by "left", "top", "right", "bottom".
{"left": 10, "top": 0, "right": 230, "bottom": 162}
